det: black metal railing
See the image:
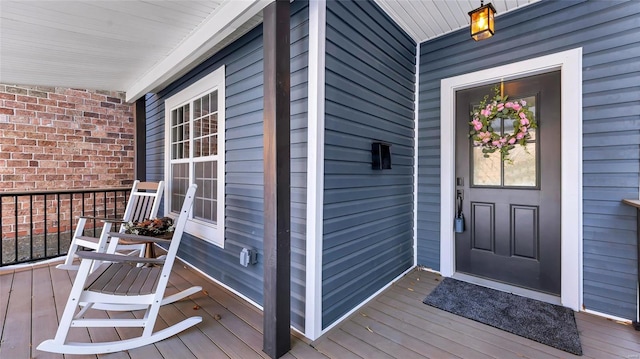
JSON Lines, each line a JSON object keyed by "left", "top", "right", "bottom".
{"left": 0, "top": 187, "right": 131, "bottom": 267}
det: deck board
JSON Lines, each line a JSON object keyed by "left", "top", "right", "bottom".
{"left": 1, "top": 261, "right": 638, "bottom": 359}
{"left": 31, "top": 267, "right": 64, "bottom": 359}
{"left": 1, "top": 270, "right": 32, "bottom": 359}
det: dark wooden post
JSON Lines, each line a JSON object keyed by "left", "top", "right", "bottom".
{"left": 134, "top": 97, "right": 146, "bottom": 181}
{"left": 262, "top": 0, "right": 291, "bottom": 358}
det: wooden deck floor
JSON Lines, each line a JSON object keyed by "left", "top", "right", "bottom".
{"left": 1, "top": 261, "right": 638, "bottom": 358}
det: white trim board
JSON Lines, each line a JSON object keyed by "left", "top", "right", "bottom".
{"left": 304, "top": 0, "right": 326, "bottom": 341}
{"left": 413, "top": 43, "right": 420, "bottom": 267}
{"left": 439, "top": 48, "right": 583, "bottom": 311}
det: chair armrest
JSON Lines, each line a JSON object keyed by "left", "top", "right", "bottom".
{"left": 76, "top": 250, "right": 164, "bottom": 264}
{"left": 107, "top": 232, "right": 172, "bottom": 244}
{"left": 78, "top": 215, "right": 126, "bottom": 224}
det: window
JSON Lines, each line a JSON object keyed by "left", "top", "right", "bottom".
{"left": 164, "top": 66, "right": 225, "bottom": 247}
{"left": 471, "top": 95, "right": 538, "bottom": 188}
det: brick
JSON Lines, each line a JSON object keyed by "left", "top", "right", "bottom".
{"left": 28, "top": 89, "right": 48, "bottom": 98}
{"left": 84, "top": 112, "right": 100, "bottom": 118}
{"left": 5, "top": 86, "right": 28, "bottom": 95}
{"left": 84, "top": 99, "right": 100, "bottom": 107}
{"left": 46, "top": 133, "right": 65, "bottom": 141}
{"left": 106, "top": 96, "right": 122, "bottom": 104}
{"left": 49, "top": 93, "right": 66, "bottom": 101}
{"left": 36, "top": 112, "right": 56, "bottom": 120}
{"left": 33, "top": 154, "right": 54, "bottom": 161}
{"left": 45, "top": 175, "right": 65, "bottom": 181}
{"left": 26, "top": 103, "right": 46, "bottom": 112}
{"left": 4, "top": 131, "right": 25, "bottom": 139}
{"left": 3, "top": 174, "right": 25, "bottom": 181}
{"left": 38, "top": 140, "right": 57, "bottom": 147}
{"left": 5, "top": 100, "right": 26, "bottom": 109}
{"left": 68, "top": 96, "right": 85, "bottom": 105}
{"left": 35, "top": 86, "right": 55, "bottom": 93}
{"left": 0, "top": 136, "right": 15, "bottom": 145}
{"left": 38, "top": 98, "right": 57, "bottom": 106}
{"left": 68, "top": 162, "right": 86, "bottom": 168}
{"left": 14, "top": 109, "right": 35, "bottom": 116}
{"left": 57, "top": 102, "right": 75, "bottom": 109}
{"left": 47, "top": 106, "right": 66, "bottom": 115}
{"left": 12, "top": 153, "right": 33, "bottom": 160}
{"left": 16, "top": 139, "right": 36, "bottom": 146}
{"left": 66, "top": 110, "right": 82, "bottom": 117}
{"left": 100, "top": 101, "right": 116, "bottom": 108}
{"left": 0, "top": 93, "right": 16, "bottom": 100}
{"left": 0, "top": 108, "right": 14, "bottom": 115}
{"left": 16, "top": 95, "right": 38, "bottom": 104}
{"left": 15, "top": 167, "right": 36, "bottom": 173}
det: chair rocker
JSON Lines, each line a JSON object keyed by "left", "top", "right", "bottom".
{"left": 38, "top": 184, "right": 201, "bottom": 355}
{"left": 57, "top": 180, "right": 164, "bottom": 271}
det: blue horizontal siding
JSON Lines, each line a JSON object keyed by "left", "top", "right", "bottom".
{"left": 145, "top": 0, "right": 308, "bottom": 330}
{"left": 417, "top": 0, "right": 640, "bottom": 319}
{"left": 323, "top": 0, "right": 415, "bottom": 329}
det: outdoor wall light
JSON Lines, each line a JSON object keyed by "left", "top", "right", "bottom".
{"left": 469, "top": 0, "right": 496, "bottom": 41}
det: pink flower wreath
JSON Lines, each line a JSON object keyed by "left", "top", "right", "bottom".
{"left": 469, "top": 86, "right": 536, "bottom": 162}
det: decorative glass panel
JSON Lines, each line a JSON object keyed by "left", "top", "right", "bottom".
{"left": 471, "top": 95, "right": 537, "bottom": 188}
{"left": 473, "top": 147, "right": 501, "bottom": 186}
{"left": 504, "top": 143, "right": 536, "bottom": 186}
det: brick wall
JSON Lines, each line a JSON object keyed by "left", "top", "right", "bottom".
{"left": 0, "top": 84, "right": 136, "bottom": 263}
{"left": 0, "top": 84, "right": 135, "bottom": 191}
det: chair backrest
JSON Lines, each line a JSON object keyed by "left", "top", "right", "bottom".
{"left": 155, "top": 184, "right": 197, "bottom": 293}
{"left": 121, "top": 180, "right": 164, "bottom": 226}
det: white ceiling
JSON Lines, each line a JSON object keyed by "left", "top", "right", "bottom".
{"left": 0, "top": 0, "right": 536, "bottom": 102}
{"left": 374, "top": 0, "right": 537, "bottom": 43}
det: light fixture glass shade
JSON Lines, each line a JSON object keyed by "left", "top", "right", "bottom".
{"left": 469, "top": 2, "right": 496, "bottom": 41}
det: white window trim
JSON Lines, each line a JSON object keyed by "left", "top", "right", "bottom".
{"left": 439, "top": 48, "right": 583, "bottom": 311}
{"left": 164, "top": 66, "right": 226, "bottom": 248}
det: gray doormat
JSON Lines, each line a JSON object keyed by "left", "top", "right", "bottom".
{"left": 423, "top": 278, "right": 582, "bottom": 355}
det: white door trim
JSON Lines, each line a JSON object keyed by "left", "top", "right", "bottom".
{"left": 439, "top": 48, "right": 583, "bottom": 311}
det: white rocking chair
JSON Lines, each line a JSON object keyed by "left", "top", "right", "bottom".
{"left": 57, "top": 180, "right": 164, "bottom": 271}
{"left": 38, "top": 184, "right": 201, "bottom": 355}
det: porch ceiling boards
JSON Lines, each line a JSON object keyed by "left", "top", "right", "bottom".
{"left": 1, "top": 259, "right": 637, "bottom": 358}
{"left": 0, "top": 0, "right": 537, "bottom": 102}
{"left": 373, "top": 0, "right": 538, "bottom": 43}
{"left": 0, "top": 0, "right": 265, "bottom": 101}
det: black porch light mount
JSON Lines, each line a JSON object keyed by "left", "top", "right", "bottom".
{"left": 469, "top": 0, "right": 496, "bottom": 41}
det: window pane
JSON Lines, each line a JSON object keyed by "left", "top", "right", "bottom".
{"left": 194, "top": 118, "right": 201, "bottom": 138}
{"left": 504, "top": 143, "right": 537, "bottom": 186}
{"left": 171, "top": 163, "right": 189, "bottom": 212}
{"left": 193, "top": 98, "right": 201, "bottom": 118}
{"left": 201, "top": 94, "right": 210, "bottom": 116}
{"left": 210, "top": 91, "right": 218, "bottom": 113}
{"left": 473, "top": 147, "right": 501, "bottom": 186}
{"left": 193, "top": 161, "right": 217, "bottom": 224}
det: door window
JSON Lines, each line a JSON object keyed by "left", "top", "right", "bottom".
{"left": 471, "top": 95, "right": 538, "bottom": 188}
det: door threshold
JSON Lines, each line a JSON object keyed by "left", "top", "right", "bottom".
{"left": 452, "top": 272, "right": 562, "bottom": 306}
